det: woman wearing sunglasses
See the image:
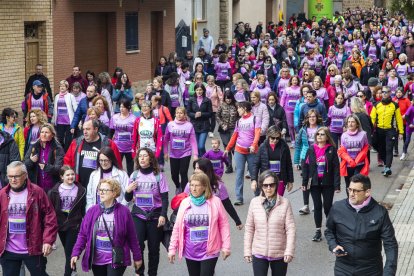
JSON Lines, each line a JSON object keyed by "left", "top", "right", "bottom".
{"left": 251, "top": 126, "right": 294, "bottom": 197}
{"left": 302, "top": 127, "right": 340, "bottom": 242}
{"left": 244, "top": 170, "right": 296, "bottom": 276}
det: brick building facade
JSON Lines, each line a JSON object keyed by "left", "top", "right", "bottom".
{"left": 0, "top": 0, "right": 175, "bottom": 114}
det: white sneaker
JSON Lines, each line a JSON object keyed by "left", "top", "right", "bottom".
{"left": 208, "top": 132, "right": 214, "bottom": 138}
{"left": 400, "top": 153, "right": 407, "bottom": 161}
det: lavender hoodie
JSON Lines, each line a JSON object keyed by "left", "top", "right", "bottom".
{"left": 164, "top": 119, "right": 198, "bottom": 158}
{"left": 71, "top": 203, "right": 142, "bottom": 272}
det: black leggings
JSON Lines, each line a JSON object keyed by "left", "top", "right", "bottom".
{"left": 120, "top": 152, "right": 134, "bottom": 176}
{"left": 55, "top": 124, "right": 73, "bottom": 152}
{"left": 170, "top": 155, "right": 192, "bottom": 190}
{"left": 58, "top": 229, "right": 79, "bottom": 276}
{"left": 376, "top": 128, "right": 396, "bottom": 168}
{"left": 344, "top": 164, "right": 364, "bottom": 197}
{"left": 210, "top": 112, "right": 216, "bottom": 133}
{"left": 185, "top": 257, "right": 218, "bottom": 276}
{"left": 91, "top": 264, "right": 126, "bottom": 276}
{"left": 252, "top": 256, "right": 288, "bottom": 276}
{"left": 133, "top": 216, "right": 163, "bottom": 276}
{"left": 301, "top": 160, "right": 310, "bottom": 205}
{"left": 310, "top": 185, "right": 335, "bottom": 228}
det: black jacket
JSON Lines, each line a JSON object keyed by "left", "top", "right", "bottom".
{"left": 154, "top": 65, "right": 174, "bottom": 81}
{"left": 302, "top": 144, "right": 340, "bottom": 190}
{"left": 0, "top": 131, "right": 20, "bottom": 187}
{"left": 187, "top": 96, "right": 213, "bottom": 133}
{"left": 48, "top": 182, "right": 86, "bottom": 231}
{"left": 325, "top": 198, "right": 398, "bottom": 276}
{"left": 267, "top": 104, "right": 288, "bottom": 131}
{"left": 251, "top": 138, "right": 294, "bottom": 184}
{"left": 24, "top": 139, "right": 65, "bottom": 185}
{"left": 360, "top": 64, "right": 380, "bottom": 86}
{"left": 355, "top": 112, "right": 373, "bottom": 144}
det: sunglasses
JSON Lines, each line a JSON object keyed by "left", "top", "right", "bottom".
{"left": 381, "top": 90, "right": 390, "bottom": 94}
{"left": 262, "top": 183, "right": 277, "bottom": 189}
{"left": 269, "top": 136, "right": 281, "bottom": 141}
{"left": 316, "top": 133, "right": 326, "bottom": 136}
{"left": 356, "top": 94, "right": 364, "bottom": 98}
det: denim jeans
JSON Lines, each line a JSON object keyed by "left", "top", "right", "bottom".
{"left": 234, "top": 151, "right": 256, "bottom": 202}
{"left": 0, "top": 251, "right": 48, "bottom": 276}
{"left": 195, "top": 132, "right": 208, "bottom": 157}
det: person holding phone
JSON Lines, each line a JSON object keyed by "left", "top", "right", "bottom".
{"left": 325, "top": 174, "right": 398, "bottom": 276}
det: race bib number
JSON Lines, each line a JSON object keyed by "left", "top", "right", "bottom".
{"left": 332, "top": 119, "right": 343, "bottom": 128}
{"left": 172, "top": 139, "right": 185, "bottom": 150}
{"left": 135, "top": 193, "right": 154, "bottom": 207}
{"left": 58, "top": 107, "right": 68, "bottom": 115}
{"left": 211, "top": 160, "right": 221, "bottom": 169}
{"left": 269, "top": 160, "right": 281, "bottom": 173}
{"left": 171, "top": 94, "right": 179, "bottom": 100}
{"left": 317, "top": 162, "right": 325, "bottom": 175}
{"left": 82, "top": 155, "right": 97, "bottom": 169}
{"left": 288, "top": 100, "right": 296, "bottom": 107}
{"left": 118, "top": 132, "right": 131, "bottom": 142}
{"left": 190, "top": 226, "right": 209, "bottom": 242}
{"left": 96, "top": 235, "right": 112, "bottom": 252}
{"left": 9, "top": 218, "right": 26, "bottom": 234}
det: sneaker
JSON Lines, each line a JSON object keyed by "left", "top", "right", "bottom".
{"left": 208, "top": 132, "right": 214, "bottom": 138}
{"left": 377, "top": 160, "right": 384, "bottom": 167}
{"left": 383, "top": 167, "right": 392, "bottom": 177}
{"left": 312, "top": 230, "right": 322, "bottom": 242}
{"left": 393, "top": 151, "right": 399, "bottom": 157}
{"left": 400, "top": 153, "right": 407, "bottom": 161}
{"left": 371, "top": 148, "right": 378, "bottom": 153}
{"left": 234, "top": 200, "right": 244, "bottom": 206}
{"left": 225, "top": 166, "right": 233, "bottom": 174}
{"left": 299, "top": 205, "right": 310, "bottom": 215}
{"left": 245, "top": 172, "right": 251, "bottom": 179}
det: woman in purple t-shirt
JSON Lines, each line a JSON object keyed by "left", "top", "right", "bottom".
{"left": 125, "top": 148, "right": 169, "bottom": 276}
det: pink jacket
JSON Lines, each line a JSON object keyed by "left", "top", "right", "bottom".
{"left": 244, "top": 196, "right": 296, "bottom": 259}
{"left": 168, "top": 196, "right": 231, "bottom": 259}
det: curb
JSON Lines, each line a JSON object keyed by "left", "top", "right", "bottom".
{"left": 389, "top": 164, "right": 414, "bottom": 221}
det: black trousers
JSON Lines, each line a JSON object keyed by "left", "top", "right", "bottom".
{"left": 170, "top": 155, "right": 192, "bottom": 190}
{"left": 252, "top": 256, "right": 288, "bottom": 276}
{"left": 133, "top": 216, "right": 163, "bottom": 276}
{"left": 0, "top": 251, "right": 48, "bottom": 276}
{"left": 376, "top": 128, "right": 396, "bottom": 168}
{"left": 55, "top": 124, "right": 73, "bottom": 152}
{"left": 91, "top": 264, "right": 127, "bottom": 276}
{"left": 210, "top": 112, "right": 217, "bottom": 133}
{"left": 58, "top": 229, "right": 79, "bottom": 276}
{"left": 120, "top": 152, "right": 134, "bottom": 176}
{"left": 219, "top": 129, "right": 234, "bottom": 166}
{"left": 301, "top": 160, "right": 310, "bottom": 205}
{"left": 185, "top": 257, "right": 218, "bottom": 276}
{"left": 344, "top": 164, "right": 364, "bottom": 197}
{"left": 330, "top": 132, "right": 342, "bottom": 149}
{"left": 310, "top": 185, "right": 335, "bottom": 228}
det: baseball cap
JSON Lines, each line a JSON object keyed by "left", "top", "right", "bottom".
{"left": 32, "top": 80, "right": 44, "bottom": 86}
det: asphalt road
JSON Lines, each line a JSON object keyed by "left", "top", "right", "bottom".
{"left": 12, "top": 137, "right": 412, "bottom": 276}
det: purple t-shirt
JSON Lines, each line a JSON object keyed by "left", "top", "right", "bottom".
{"left": 94, "top": 213, "right": 114, "bottom": 265}
{"left": 340, "top": 130, "right": 368, "bottom": 161}
{"left": 277, "top": 78, "right": 290, "bottom": 98}
{"left": 6, "top": 189, "right": 28, "bottom": 254}
{"left": 56, "top": 97, "right": 70, "bottom": 125}
{"left": 254, "top": 86, "right": 271, "bottom": 104}
{"left": 59, "top": 183, "right": 78, "bottom": 213}
{"left": 30, "top": 125, "right": 40, "bottom": 145}
{"left": 306, "top": 127, "right": 318, "bottom": 146}
{"left": 110, "top": 113, "right": 136, "bottom": 153}
{"left": 235, "top": 115, "right": 261, "bottom": 149}
{"left": 202, "top": 150, "right": 228, "bottom": 177}
{"left": 31, "top": 95, "right": 44, "bottom": 111}
{"left": 387, "top": 78, "right": 399, "bottom": 94}
{"left": 164, "top": 120, "right": 198, "bottom": 159}
{"left": 315, "top": 87, "right": 329, "bottom": 102}
{"left": 169, "top": 85, "right": 180, "bottom": 108}
{"left": 281, "top": 86, "right": 301, "bottom": 113}
{"left": 131, "top": 172, "right": 169, "bottom": 220}
{"left": 328, "top": 105, "right": 351, "bottom": 134}
{"left": 234, "top": 91, "right": 247, "bottom": 102}
{"left": 183, "top": 201, "right": 219, "bottom": 261}
{"left": 185, "top": 180, "right": 229, "bottom": 200}
{"left": 214, "top": 62, "right": 231, "bottom": 81}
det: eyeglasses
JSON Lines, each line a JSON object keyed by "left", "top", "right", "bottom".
{"left": 99, "top": 159, "right": 111, "bottom": 164}
{"left": 316, "top": 133, "right": 326, "bottom": 136}
{"left": 262, "top": 183, "right": 277, "bottom": 189}
{"left": 7, "top": 173, "right": 25, "bottom": 180}
{"left": 356, "top": 94, "right": 364, "bottom": 98}
{"left": 347, "top": 188, "right": 366, "bottom": 194}
{"left": 98, "top": 189, "right": 113, "bottom": 194}
{"left": 381, "top": 90, "right": 390, "bottom": 94}
{"left": 269, "top": 136, "right": 281, "bottom": 141}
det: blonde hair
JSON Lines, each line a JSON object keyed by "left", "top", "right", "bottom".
{"left": 99, "top": 178, "right": 122, "bottom": 198}
{"left": 175, "top": 106, "right": 187, "bottom": 117}
{"left": 236, "top": 79, "right": 249, "bottom": 91}
{"left": 314, "top": 127, "right": 336, "bottom": 148}
{"left": 190, "top": 172, "right": 213, "bottom": 199}
{"left": 87, "top": 106, "right": 102, "bottom": 117}
{"left": 251, "top": 90, "right": 260, "bottom": 99}
{"left": 40, "top": 123, "right": 57, "bottom": 138}
{"left": 26, "top": 109, "right": 48, "bottom": 127}
{"left": 59, "top": 80, "right": 69, "bottom": 88}
{"left": 350, "top": 97, "right": 367, "bottom": 114}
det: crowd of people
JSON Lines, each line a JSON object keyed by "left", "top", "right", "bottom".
{"left": 0, "top": 5, "right": 407, "bottom": 276}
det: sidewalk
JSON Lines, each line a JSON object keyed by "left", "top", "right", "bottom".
{"left": 389, "top": 163, "right": 414, "bottom": 276}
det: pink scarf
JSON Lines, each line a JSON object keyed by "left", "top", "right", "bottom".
{"left": 59, "top": 90, "right": 68, "bottom": 97}
{"left": 349, "top": 196, "right": 371, "bottom": 211}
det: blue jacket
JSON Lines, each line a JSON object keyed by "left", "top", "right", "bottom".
{"left": 71, "top": 97, "right": 90, "bottom": 129}
{"left": 294, "top": 97, "right": 306, "bottom": 129}
{"left": 293, "top": 125, "right": 322, "bottom": 165}
{"left": 299, "top": 100, "right": 328, "bottom": 126}
{"left": 112, "top": 88, "right": 134, "bottom": 113}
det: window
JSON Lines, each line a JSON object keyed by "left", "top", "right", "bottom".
{"left": 194, "top": 0, "right": 206, "bottom": 21}
{"left": 125, "top": 12, "right": 139, "bottom": 51}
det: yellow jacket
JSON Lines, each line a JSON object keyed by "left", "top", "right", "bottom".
{"left": 370, "top": 101, "right": 404, "bottom": 134}
{"left": 0, "top": 123, "right": 24, "bottom": 160}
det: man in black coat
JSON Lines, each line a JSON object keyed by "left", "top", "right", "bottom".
{"left": 325, "top": 174, "right": 398, "bottom": 276}
{"left": 24, "top": 64, "right": 52, "bottom": 97}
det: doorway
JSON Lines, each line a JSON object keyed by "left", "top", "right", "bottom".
{"left": 25, "top": 23, "right": 40, "bottom": 80}
{"left": 151, "top": 11, "right": 164, "bottom": 76}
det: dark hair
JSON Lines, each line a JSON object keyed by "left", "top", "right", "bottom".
{"left": 267, "top": 92, "right": 279, "bottom": 104}
{"left": 59, "top": 165, "right": 75, "bottom": 177}
{"left": 85, "top": 70, "right": 95, "bottom": 80}
{"left": 119, "top": 98, "right": 132, "bottom": 110}
{"left": 181, "top": 62, "right": 190, "bottom": 69}
{"left": 193, "top": 83, "right": 206, "bottom": 96}
{"left": 159, "top": 56, "right": 167, "bottom": 64}
{"left": 219, "top": 53, "right": 227, "bottom": 63}
{"left": 192, "top": 158, "right": 219, "bottom": 192}
{"left": 98, "top": 146, "right": 120, "bottom": 169}
{"left": 194, "top": 62, "right": 204, "bottom": 72}
{"left": 350, "top": 174, "right": 371, "bottom": 190}
{"left": 258, "top": 170, "right": 279, "bottom": 197}
{"left": 134, "top": 148, "right": 160, "bottom": 174}
{"left": 236, "top": 101, "right": 252, "bottom": 112}
{"left": 307, "top": 89, "right": 317, "bottom": 97}
{"left": 166, "top": 72, "right": 180, "bottom": 86}
{"left": 223, "top": 90, "right": 235, "bottom": 104}
{"left": 115, "top": 72, "right": 131, "bottom": 90}
{"left": 1, "top": 108, "right": 16, "bottom": 124}
{"left": 112, "top": 67, "right": 123, "bottom": 78}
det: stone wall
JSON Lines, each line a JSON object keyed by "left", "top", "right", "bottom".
{"left": 342, "top": 0, "right": 374, "bottom": 10}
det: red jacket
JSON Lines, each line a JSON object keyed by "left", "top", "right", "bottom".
{"left": 132, "top": 116, "right": 162, "bottom": 158}
{"left": 393, "top": 97, "right": 411, "bottom": 125}
{"left": 0, "top": 180, "right": 58, "bottom": 256}
{"left": 64, "top": 134, "right": 122, "bottom": 181}
{"left": 338, "top": 144, "right": 369, "bottom": 177}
